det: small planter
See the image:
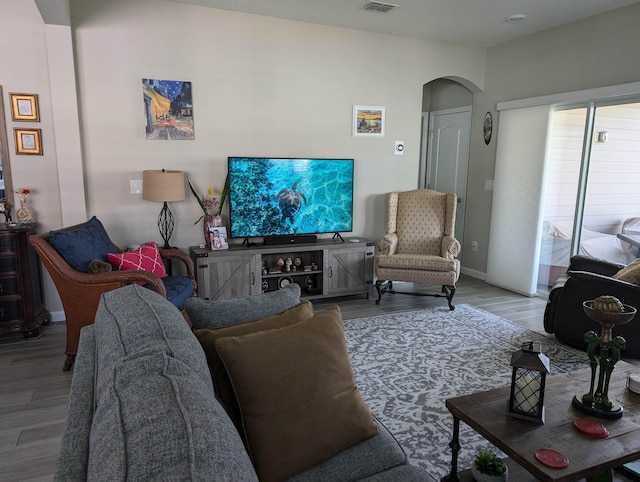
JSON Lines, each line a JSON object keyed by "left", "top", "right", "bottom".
{"left": 471, "top": 463, "right": 508, "bottom": 482}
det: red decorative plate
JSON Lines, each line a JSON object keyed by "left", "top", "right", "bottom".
{"left": 535, "top": 448, "right": 569, "bottom": 468}
{"left": 574, "top": 418, "right": 609, "bottom": 438}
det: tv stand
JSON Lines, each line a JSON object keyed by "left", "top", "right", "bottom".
{"left": 190, "top": 237, "right": 374, "bottom": 301}
{"left": 332, "top": 232, "right": 345, "bottom": 242}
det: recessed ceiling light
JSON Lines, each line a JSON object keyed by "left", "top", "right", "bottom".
{"left": 506, "top": 13, "right": 528, "bottom": 23}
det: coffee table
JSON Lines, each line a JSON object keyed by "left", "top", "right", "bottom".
{"left": 442, "top": 361, "right": 640, "bottom": 481}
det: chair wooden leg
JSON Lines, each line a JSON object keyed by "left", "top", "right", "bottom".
{"left": 63, "top": 354, "right": 75, "bottom": 372}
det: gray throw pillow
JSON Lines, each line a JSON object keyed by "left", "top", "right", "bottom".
{"left": 184, "top": 283, "right": 301, "bottom": 330}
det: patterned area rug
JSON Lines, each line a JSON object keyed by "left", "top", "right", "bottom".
{"left": 343, "top": 304, "right": 589, "bottom": 481}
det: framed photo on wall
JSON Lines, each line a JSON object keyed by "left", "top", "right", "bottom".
{"left": 353, "top": 105, "right": 385, "bottom": 137}
{"left": 14, "top": 128, "right": 42, "bottom": 155}
{"left": 10, "top": 93, "right": 39, "bottom": 122}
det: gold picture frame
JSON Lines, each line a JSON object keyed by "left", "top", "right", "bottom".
{"left": 10, "top": 93, "right": 39, "bottom": 122}
{"left": 14, "top": 128, "right": 42, "bottom": 155}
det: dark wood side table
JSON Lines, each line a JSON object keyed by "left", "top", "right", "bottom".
{"left": 443, "top": 362, "right": 640, "bottom": 482}
{"left": 0, "top": 224, "right": 50, "bottom": 337}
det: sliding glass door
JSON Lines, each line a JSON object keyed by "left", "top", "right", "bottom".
{"left": 538, "top": 100, "right": 640, "bottom": 292}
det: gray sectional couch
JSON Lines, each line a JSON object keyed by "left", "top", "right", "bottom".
{"left": 55, "top": 283, "right": 431, "bottom": 481}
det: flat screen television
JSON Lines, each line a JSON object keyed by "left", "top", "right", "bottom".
{"left": 227, "top": 157, "right": 354, "bottom": 240}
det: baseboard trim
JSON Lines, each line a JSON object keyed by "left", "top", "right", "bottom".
{"left": 460, "top": 266, "right": 486, "bottom": 280}
{"left": 49, "top": 310, "right": 66, "bottom": 323}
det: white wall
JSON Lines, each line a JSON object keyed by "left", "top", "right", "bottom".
{"left": 71, "top": 0, "right": 486, "bottom": 253}
{"left": 1, "top": 0, "right": 486, "bottom": 314}
{"left": 463, "top": 2, "right": 640, "bottom": 275}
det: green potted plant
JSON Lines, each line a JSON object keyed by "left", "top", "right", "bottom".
{"left": 471, "top": 448, "right": 508, "bottom": 482}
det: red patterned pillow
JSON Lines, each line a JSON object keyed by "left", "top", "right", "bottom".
{"left": 107, "top": 242, "right": 167, "bottom": 283}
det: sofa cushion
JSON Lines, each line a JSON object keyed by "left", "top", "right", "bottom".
{"left": 184, "top": 283, "right": 301, "bottom": 330}
{"left": 215, "top": 305, "right": 378, "bottom": 482}
{"left": 612, "top": 257, "right": 640, "bottom": 284}
{"left": 49, "top": 216, "right": 119, "bottom": 272}
{"left": 107, "top": 242, "right": 167, "bottom": 282}
{"left": 149, "top": 275, "right": 194, "bottom": 311}
{"left": 289, "top": 419, "right": 410, "bottom": 482}
{"left": 195, "top": 300, "right": 315, "bottom": 431}
{"left": 88, "top": 351, "right": 257, "bottom": 481}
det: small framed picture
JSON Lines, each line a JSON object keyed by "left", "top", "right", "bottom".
{"left": 10, "top": 93, "right": 39, "bottom": 122}
{"left": 208, "top": 226, "right": 229, "bottom": 250}
{"left": 353, "top": 105, "right": 385, "bottom": 137}
{"left": 14, "top": 128, "right": 43, "bottom": 155}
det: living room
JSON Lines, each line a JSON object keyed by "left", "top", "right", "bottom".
{"left": 3, "top": 1, "right": 640, "bottom": 480}
{"left": 2, "top": 0, "right": 640, "bottom": 319}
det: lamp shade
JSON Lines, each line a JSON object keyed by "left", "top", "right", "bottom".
{"left": 143, "top": 170, "right": 185, "bottom": 202}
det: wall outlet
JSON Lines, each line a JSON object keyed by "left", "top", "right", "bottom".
{"left": 394, "top": 140, "right": 405, "bottom": 156}
{"left": 130, "top": 179, "right": 143, "bottom": 194}
{"left": 471, "top": 240, "right": 478, "bottom": 252}
{"left": 484, "top": 179, "right": 493, "bottom": 191}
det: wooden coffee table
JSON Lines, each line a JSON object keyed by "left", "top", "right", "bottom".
{"left": 443, "top": 361, "right": 640, "bottom": 481}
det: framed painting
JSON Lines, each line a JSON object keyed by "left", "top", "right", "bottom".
{"left": 353, "top": 105, "right": 385, "bottom": 137}
{"left": 10, "top": 93, "right": 39, "bottom": 122}
{"left": 142, "top": 79, "right": 194, "bottom": 140}
{"left": 14, "top": 128, "right": 42, "bottom": 155}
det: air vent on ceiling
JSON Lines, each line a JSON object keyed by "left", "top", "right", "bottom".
{"left": 363, "top": 1, "right": 399, "bottom": 13}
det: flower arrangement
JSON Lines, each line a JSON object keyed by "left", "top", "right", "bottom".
{"left": 188, "top": 176, "right": 229, "bottom": 224}
{"left": 16, "top": 188, "right": 31, "bottom": 198}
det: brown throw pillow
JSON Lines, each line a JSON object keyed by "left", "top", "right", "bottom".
{"left": 215, "top": 305, "right": 378, "bottom": 482}
{"left": 612, "top": 257, "right": 640, "bottom": 285}
{"left": 195, "top": 300, "right": 315, "bottom": 431}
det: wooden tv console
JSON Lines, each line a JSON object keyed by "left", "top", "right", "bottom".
{"left": 190, "top": 237, "right": 375, "bottom": 301}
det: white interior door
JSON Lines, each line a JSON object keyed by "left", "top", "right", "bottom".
{"left": 426, "top": 106, "right": 471, "bottom": 243}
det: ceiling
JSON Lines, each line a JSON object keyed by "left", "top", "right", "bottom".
{"left": 166, "top": 0, "right": 640, "bottom": 47}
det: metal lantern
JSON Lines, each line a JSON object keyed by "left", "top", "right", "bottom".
{"left": 507, "top": 342, "right": 550, "bottom": 424}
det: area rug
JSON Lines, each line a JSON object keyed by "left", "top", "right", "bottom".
{"left": 343, "top": 304, "right": 589, "bottom": 480}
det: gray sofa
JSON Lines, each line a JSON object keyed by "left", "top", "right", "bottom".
{"left": 55, "top": 283, "right": 431, "bottom": 481}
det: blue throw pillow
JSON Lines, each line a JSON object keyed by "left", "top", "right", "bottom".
{"left": 50, "top": 216, "right": 119, "bottom": 272}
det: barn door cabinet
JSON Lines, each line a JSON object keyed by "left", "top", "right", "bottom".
{"left": 190, "top": 238, "right": 374, "bottom": 301}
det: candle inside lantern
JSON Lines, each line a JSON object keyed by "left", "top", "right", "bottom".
{"left": 514, "top": 374, "right": 540, "bottom": 414}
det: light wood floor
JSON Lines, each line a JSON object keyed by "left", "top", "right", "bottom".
{"left": 0, "top": 275, "right": 552, "bottom": 481}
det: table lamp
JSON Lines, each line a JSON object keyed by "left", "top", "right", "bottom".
{"left": 143, "top": 169, "right": 185, "bottom": 249}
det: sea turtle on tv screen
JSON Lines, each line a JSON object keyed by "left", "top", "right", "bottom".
{"left": 277, "top": 183, "right": 307, "bottom": 223}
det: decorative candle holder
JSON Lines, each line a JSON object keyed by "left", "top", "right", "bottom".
{"left": 572, "top": 300, "right": 637, "bottom": 419}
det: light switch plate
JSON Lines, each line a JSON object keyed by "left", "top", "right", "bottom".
{"left": 130, "top": 179, "right": 143, "bottom": 194}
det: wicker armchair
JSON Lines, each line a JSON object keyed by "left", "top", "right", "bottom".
{"left": 375, "top": 189, "right": 461, "bottom": 310}
{"left": 30, "top": 219, "right": 196, "bottom": 370}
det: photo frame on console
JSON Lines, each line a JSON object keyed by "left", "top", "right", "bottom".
{"left": 353, "top": 105, "right": 385, "bottom": 137}
{"left": 208, "top": 225, "right": 229, "bottom": 250}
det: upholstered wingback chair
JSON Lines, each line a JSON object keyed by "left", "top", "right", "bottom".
{"left": 30, "top": 217, "right": 196, "bottom": 370}
{"left": 375, "top": 189, "right": 461, "bottom": 309}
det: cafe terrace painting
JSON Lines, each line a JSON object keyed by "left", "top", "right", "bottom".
{"left": 143, "top": 79, "right": 194, "bottom": 140}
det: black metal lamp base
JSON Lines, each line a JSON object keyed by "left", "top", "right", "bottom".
{"left": 572, "top": 394, "right": 623, "bottom": 419}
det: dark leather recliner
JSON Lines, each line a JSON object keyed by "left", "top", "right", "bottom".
{"left": 544, "top": 255, "right": 640, "bottom": 357}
